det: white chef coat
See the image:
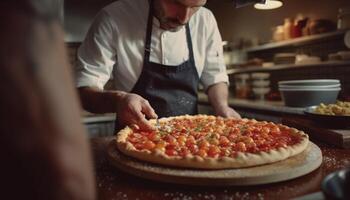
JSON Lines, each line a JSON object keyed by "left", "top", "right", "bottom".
{"left": 76, "top": 0, "right": 228, "bottom": 92}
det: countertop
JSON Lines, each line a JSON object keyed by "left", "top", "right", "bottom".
{"left": 82, "top": 112, "right": 116, "bottom": 123}
{"left": 198, "top": 92, "right": 305, "bottom": 115}
{"left": 92, "top": 136, "right": 350, "bottom": 200}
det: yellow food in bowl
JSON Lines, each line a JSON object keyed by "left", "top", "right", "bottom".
{"left": 315, "top": 101, "right": 350, "bottom": 116}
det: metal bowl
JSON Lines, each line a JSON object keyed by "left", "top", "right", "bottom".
{"left": 304, "top": 106, "right": 350, "bottom": 128}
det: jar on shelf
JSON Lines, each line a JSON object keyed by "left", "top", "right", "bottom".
{"left": 292, "top": 14, "right": 308, "bottom": 38}
{"left": 272, "top": 25, "right": 285, "bottom": 42}
{"left": 283, "top": 18, "right": 293, "bottom": 40}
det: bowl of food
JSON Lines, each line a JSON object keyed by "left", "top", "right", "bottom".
{"left": 304, "top": 101, "right": 350, "bottom": 128}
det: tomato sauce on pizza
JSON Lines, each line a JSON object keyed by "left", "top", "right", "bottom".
{"left": 117, "top": 115, "right": 309, "bottom": 169}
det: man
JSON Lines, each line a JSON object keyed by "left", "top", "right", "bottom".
{"left": 76, "top": 0, "right": 241, "bottom": 131}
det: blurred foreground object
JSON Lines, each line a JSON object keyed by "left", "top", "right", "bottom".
{"left": 0, "top": 1, "right": 95, "bottom": 199}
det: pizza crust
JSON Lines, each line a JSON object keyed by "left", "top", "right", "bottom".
{"left": 116, "top": 115, "right": 309, "bottom": 169}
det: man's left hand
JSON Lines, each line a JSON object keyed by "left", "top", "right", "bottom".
{"left": 214, "top": 105, "right": 241, "bottom": 119}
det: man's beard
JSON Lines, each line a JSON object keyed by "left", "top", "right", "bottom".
{"left": 158, "top": 17, "right": 186, "bottom": 32}
{"left": 153, "top": 1, "right": 186, "bottom": 32}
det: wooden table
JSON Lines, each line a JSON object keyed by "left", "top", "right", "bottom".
{"left": 92, "top": 137, "right": 350, "bottom": 200}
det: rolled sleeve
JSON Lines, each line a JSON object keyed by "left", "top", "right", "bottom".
{"left": 200, "top": 11, "right": 229, "bottom": 91}
{"left": 75, "top": 10, "right": 117, "bottom": 90}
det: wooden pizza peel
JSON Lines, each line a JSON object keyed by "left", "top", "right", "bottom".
{"left": 107, "top": 141, "right": 322, "bottom": 186}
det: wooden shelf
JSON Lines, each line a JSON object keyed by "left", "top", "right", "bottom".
{"left": 245, "top": 30, "right": 349, "bottom": 53}
{"left": 226, "top": 60, "right": 350, "bottom": 75}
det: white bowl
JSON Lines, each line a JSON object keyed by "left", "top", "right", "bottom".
{"left": 278, "top": 79, "right": 340, "bottom": 86}
{"left": 253, "top": 80, "right": 270, "bottom": 87}
{"left": 251, "top": 73, "right": 270, "bottom": 80}
{"left": 279, "top": 87, "right": 341, "bottom": 91}
{"left": 253, "top": 87, "right": 271, "bottom": 100}
{"left": 253, "top": 87, "right": 271, "bottom": 94}
{"left": 278, "top": 84, "right": 341, "bottom": 89}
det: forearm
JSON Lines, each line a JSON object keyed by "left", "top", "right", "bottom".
{"left": 207, "top": 82, "right": 229, "bottom": 112}
{"left": 78, "top": 86, "right": 126, "bottom": 114}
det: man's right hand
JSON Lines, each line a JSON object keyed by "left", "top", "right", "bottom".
{"left": 77, "top": 87, "right": 157, "bottom": 131}
{"left": 116, "top": 93, "right": 158, "bottom": 131}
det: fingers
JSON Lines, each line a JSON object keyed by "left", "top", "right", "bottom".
{"left": 133, "top": 110, "right": 155, "bottom": 131}
{"left": 118, "top": 94, "right": 157, "bottom": 131}
{"left": 216, "top": 106, "right": 241, "bottom": 119}
{"left": 231, "top": 110, "right": 241, "bottom": 119}
{"left": 141, "top": 99, "right": 158, "bottom": 119}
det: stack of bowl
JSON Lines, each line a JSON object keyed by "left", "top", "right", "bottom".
{"left": 251, "top": 73, "right": 271, "bottom": 101}
{"left": 278, "top": 79, "right": 341, "bottom": 107}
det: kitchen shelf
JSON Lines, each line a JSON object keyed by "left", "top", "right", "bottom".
{"left": 245, "top": 29, "right": 349, "bottom": 53}
{"left": 226, "top": 60, "right": 350, "bottom": 75}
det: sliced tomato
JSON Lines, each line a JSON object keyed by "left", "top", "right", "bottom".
{"left": 164, "top": 135, "right": 177, "bottom": 145}
{"left": 219, "top": 136, "right": 230, "bottom": 147}
{"left": 147, "top": 132, "right": 160, "bottom": 141}
{"left": 188, "top": 144, "right": 198, "bottom": 154}
{"left": 207, "top": 145, "right": 220, "bottom": 157}
{"left": 165, "top": 149, "right": 177, "bottom": 156}
{"left": 197, "top": 149, "right": 207, "bottom": 157}
{"left": 178, "top": 147, "right": 190, "bottom": 157}
{"left": 143, "top": 141, "right": 156, "bottom": 150}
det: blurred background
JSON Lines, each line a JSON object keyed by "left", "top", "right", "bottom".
{"left": 60, "top": 0, "right": 350, "bottom": 136}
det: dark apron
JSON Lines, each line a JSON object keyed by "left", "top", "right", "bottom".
{"left": 115, "top": 1, "right": 199, "bottom": 130}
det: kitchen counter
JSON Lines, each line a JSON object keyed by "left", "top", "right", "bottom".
{"left": 82, "top": 112, "right": 116, "bottom": 137}
{"left": 82, "top": 113, "right": 116, "bottom": 124}
{"left": 92, "top": 136, "right": 350, "bottom": 200}
{"left": 198, "top": 92, "right": 304, "bottom": 116}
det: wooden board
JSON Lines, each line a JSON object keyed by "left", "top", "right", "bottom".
{"left": 107, "top": 142, "right": 322, "bottom": 186}
{"left": 283, "top": 118, "right": 350, "bottom": 148}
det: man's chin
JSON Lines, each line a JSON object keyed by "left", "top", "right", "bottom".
{"left": 160, "top": 23, "right": 184, "bottom": 32}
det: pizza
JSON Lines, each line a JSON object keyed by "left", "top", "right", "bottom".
{"left": 116, "top": 115, "right": 309, "bottom": 169}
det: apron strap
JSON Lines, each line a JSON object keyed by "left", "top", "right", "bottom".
{"left": 144, "top": 0, "right": 154, "bottom": 62}
{"left": 185, "top": 24, "right": 195, "bottom": 65}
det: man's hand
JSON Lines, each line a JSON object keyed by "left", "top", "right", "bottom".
{"left": 207, "top": 82, "right": 241, "bottom": 119}
{"left": 117, "top": 93, "right": 158, "bottom": 131}
{"left": 214, "top": 105, "right": 241, "bottom": 119}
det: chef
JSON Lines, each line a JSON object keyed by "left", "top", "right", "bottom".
{"left": 76, "top": 0, "right": 241, "bottom": 131}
